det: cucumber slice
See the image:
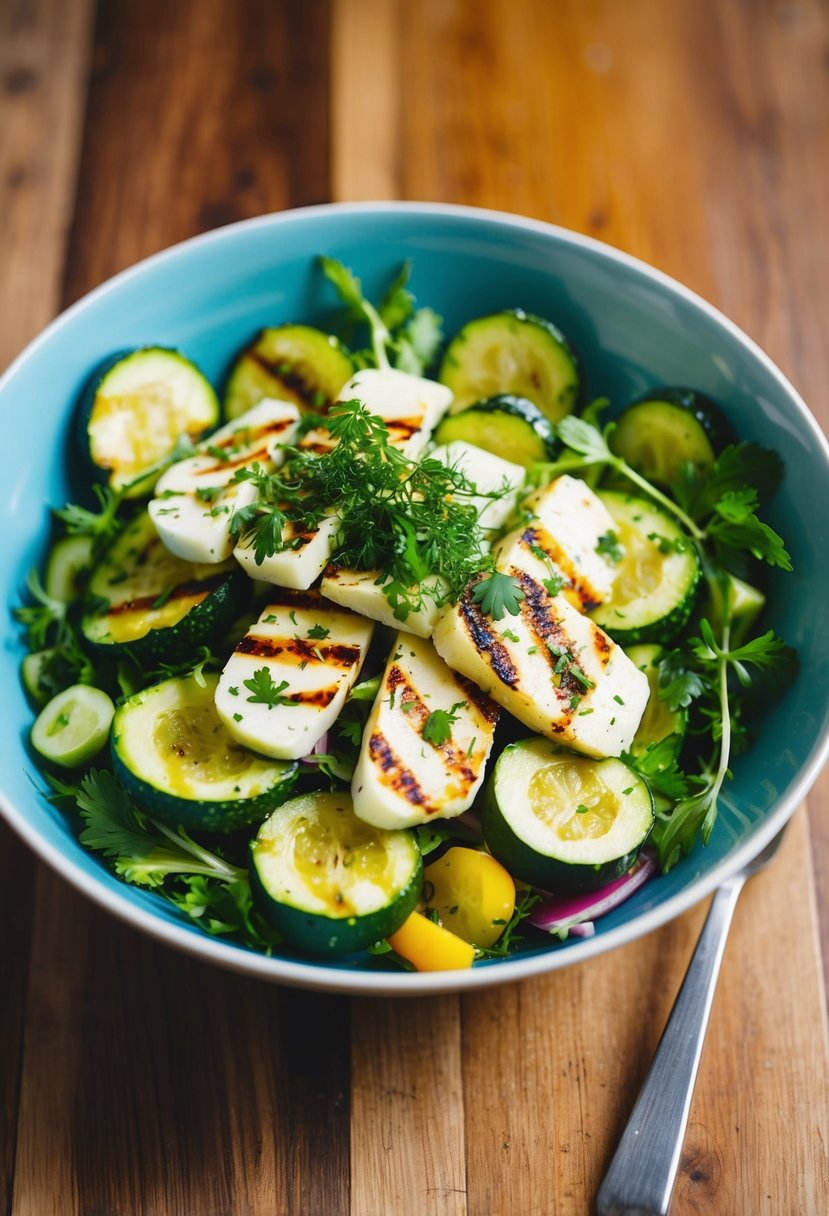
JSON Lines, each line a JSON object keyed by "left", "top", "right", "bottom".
{"left": 589, "top": 490, "right": 700, "bottom": 645}
{"left": 31, "top": 684, "right": 115, "bottom": 768}
{"left": 223, "top": 324, "right": 355, "bottom": 419}
{"left": 111, "top": 673, "right": 297, "bottom": 831}
{"left": 609, "top": 389, "right": 732, "bottom": 487}
{"left": 21, "top": 650, "right": 55, "bottom": 704}
{"left": 482, "top": 737, "right": 654, "bottom": 892}
{"left": 81, "top": 511, "right": 251, "bottom": 663}
{"left": 45, "top": 534, "right": 95, "bottom": 602}
{"left": 249, "top": 791, "right": 423, "bottom": 955}
{"left": 432, "top": 394, "right": 556, "bottom": 467}
{"left": 439, "top": 310, "right": 579, "bottom": 424}
{"left": 625, "top": 644, "right": 687, "bottom": 761}
{"left": 78, "top": 348, "right": 220, "bottom": 497}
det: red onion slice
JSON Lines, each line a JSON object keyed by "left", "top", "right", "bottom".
{"left": 528, "top": 852, "right": 658, "bottom": 936}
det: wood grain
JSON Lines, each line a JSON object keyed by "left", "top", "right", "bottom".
{"left": 2, "top": 0, "right": 828, "bottom": 1212}
{"left": 0, "top": 0, "right": 93, "bottom": 1210}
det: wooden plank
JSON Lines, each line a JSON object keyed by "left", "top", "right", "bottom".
{"left": 0, "top": 0, "right": 93, "bottom": 1210}
{"left": 350, "top": 998, "right": 467, "bottom": 1216}
{"left": 356, "top": 0, "right": 829, "bottom": 1212}
{"left": 331, "top": 0, "right": 401, "bottom": 200}
{"left": 10, "top": 2, "right": 343, "bottom": 1214}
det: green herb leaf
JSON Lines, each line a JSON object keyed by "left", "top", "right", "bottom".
{"left": 422, "top": 701, "right": 467, "bottom": 746}
{"left": 242, "top": 668, "right": 293, "bottom": 709}
{"left": 471, "top": 572, "right": 525, "bottom": 621}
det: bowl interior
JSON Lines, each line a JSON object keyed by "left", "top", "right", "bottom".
{"left": 2, "top": 203, "right": 828, "bottom": 994}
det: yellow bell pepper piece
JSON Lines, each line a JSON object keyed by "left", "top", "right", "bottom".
{"left": 423, "top": 846, "right": 516, "bottom": 948}
{"left": 387, "top": 910, "right": 476, "bottom": 971}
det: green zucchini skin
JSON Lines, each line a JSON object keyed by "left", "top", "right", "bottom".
{"left": 223, "top": 324, "right": 355, "bottom": 419}
{"left": 77, "top": 347, "right": 220, "bottom": 497}
{"left": 432, "top": 394, "right": 557, "bottom": 467}
{"left": 589, "top": 490, "right": 701, "bottom": 646}
{"left": 482, "top": 739, "right": 654, "bottom": 893}
{"left": 111, "top": 673, "right": 298, "bottom": 832}
{"left": 609, "top": 388, "right": 733, "bottom": 487}
{"left": 625, "top": 643, "right": 687, "bottom": 763}
{"left": 249, "top": 792, "right": 423, "bottom": 955}
{"left": 439, "top": 309, "right": 580, "bottom": 424}
{"left": 80, "top": 511, "right": 252, "bottom": 664}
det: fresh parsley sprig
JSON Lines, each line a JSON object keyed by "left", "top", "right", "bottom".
{"left": 320, "top": 256, "right": 443, "bottom": 374}
{"left": 74, "top": 769, "right": 283, "bottom": 950}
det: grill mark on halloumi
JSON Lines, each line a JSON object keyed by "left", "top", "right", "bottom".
{"left": 367, "top": 731, "right": 431, "bottom": 809}
{"left": 383, "top": 417, "right": 420, "bottom": 442}
{"left": 453, "top": 673, "right": 500, "bottom": 725}
{"left": 458, "top": 588, "right": 519, "bottom": 688}
{"left": 259, "top": 587, "right": 341, "bottom": 614}
{"left": 517, "top": 573, "right": 587, "bottom": 709}
{"left": 521, "top": 523, "right": 603, "bottom": 612}
{"left": 235, "top": 634, "right": 361, "bottom": 668}
{"left": 385, "top": 666, "right": 480, "bottom": 790}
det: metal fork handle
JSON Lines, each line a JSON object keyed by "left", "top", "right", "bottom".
{"left": 596, "top": 876, "right": 746, "bottom": 1216}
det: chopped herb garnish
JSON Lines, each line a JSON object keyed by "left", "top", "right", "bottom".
{"left": 242, "top": 668, "right": 292, "bottom": 709}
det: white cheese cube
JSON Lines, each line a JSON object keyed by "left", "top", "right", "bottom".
{"left": 429, "top": 441, "right": 526, "bottom": 533}
{"left": 233, "top": 514, "right": 339, "bottom": 589}
{"left": 320, "top": 566, "right": 448, "bottom": 638}
{"left": 497, "top": 474, "right": 619, "bottom": 612}
{"left": 431, "top": 572, "right": 649, "bottom": 758}
{"left": 215, "top": 589, "right": 374, "bottom": 760}
{"left": 351, "top": 634, "right": 499, "bottom": 829}
{"left": 337, "top": 367, "right": 452, "bottom": 457}
{"left": 149, "top": 478, "right": 258, "bottom": 564}
{"left": 149, "top": 399, "right": 300, "bottom": 563}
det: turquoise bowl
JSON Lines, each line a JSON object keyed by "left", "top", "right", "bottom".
{"left": 2, "top": 203, "right": 827, "bottom": 995}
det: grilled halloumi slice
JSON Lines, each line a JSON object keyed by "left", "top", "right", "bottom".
{"left": 495, "top": 475, "right": 620, "bottom": 612}
{"left": 300, "top": 368, "right": 452, "bottom": 458}
{"left": 431, "top": 571, "right": 649, "bottom": 758}
{"left": 233, "top": 513, "right": 340, "bottom": 589}
{"left": 429, "top": 441, "right": 526, "bottom": 534}
{"left": 320, "top": 567, "right": 449, "bottom": 638}
{"left": 149, "top": 399, "right": 300, "bottom": 563}
{"left": 215, "top": 589, "right": 374, "bottom": 760}
{"left": 351, "top": 634, "right": 500, "bottom": 829}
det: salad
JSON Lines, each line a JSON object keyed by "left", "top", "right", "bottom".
{"left": 16, "top": 258, "right": 796, "bottom": 972}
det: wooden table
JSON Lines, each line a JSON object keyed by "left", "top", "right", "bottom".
{"left": 2, "top": 2, "right": 828, "bottom": 1212}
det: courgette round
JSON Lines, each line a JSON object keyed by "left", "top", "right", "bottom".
{"left": 111, "top": 673, "right": 298, "bottom": 831}
{"left": 31, "top": 683, "right": 115, "bottom": 768}
{"left": 45, "top": 534, "right": 95, "bottom": 602}
{"left": 81, "top": 510, "right": 251, "bottom": 663}
{"left": 439, "top": 310, "right": 580, "bottom": 424}
{"left": 589, "top": 490, "right": 700, "bottom": 645}
{"left": 223, "top": 324, "right": 355, "bottom": 419}
{"left": 482, "top": 738, "right": 654, "bottom": 892}
{"left": 432, "top": 394, "right": 556, "bottom": 467}
{"left": 609, "top": 388, "right": 732, "bottom": 487}
{"left": 249, "top": 792, "right": 423, "bottom": 955}
{"left": 625, "top": 643, "right": 687, "bottom": 762}
{"left": 78, "top": 348, "right": 220, "bottom": 497}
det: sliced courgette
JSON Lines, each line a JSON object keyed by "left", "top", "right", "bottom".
{"left": 78, "top": 348, "right": 220, "bottom": 497}
{"left": 625, "top": 643, "right": 686, "bottom": 762}
{"left": 589, "top": 490, "right": 700, "bottom": 645}
{"left": 432, "top": 394, "right": 556, "bottom": 467}
{"left": 249, "top": 791, "right": 423, "bottom": 954}
{"left": 482, "top": 737, "right": 654, "bottom": 892}
{"left": 439, "top": 310, "right": 579, "bottom": 424}
{"left": 223, "top": 324, "right": 355, "bottom": 420}
{"left": 609, "top": 388, "right": 732, "bottom": 487}
{"left": 45, "top": 534, "right": 95, "bottom": 602}
{"left": 81, "top": 510, "right": 250, "bottom": 663}
{"left": 30, "top": 683, "right": 115, "bottom": 768}
{"left": 111, "top": 673, "right": 297, "bottom": 831}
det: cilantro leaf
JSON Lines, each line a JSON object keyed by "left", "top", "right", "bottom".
{"left": 422, "top": 701, "right": 467, "bottom": 746}
{"left": 556, "top": 415, "right": 613, "bottom": 462}
{"left": 471, "top": 571, "right": 525, "bottom": 621}
{"left": 657, "top": 650, "right": 709, "bottom": 710}
{"left": 243, "top": 668, "right": 292, "bottom": 709}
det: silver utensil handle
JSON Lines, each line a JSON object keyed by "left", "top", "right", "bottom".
{"left": 596, "top": 878, "right": 746, "bottom": 1216}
